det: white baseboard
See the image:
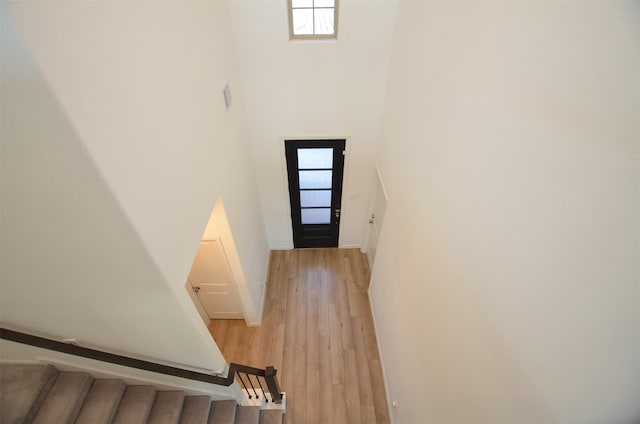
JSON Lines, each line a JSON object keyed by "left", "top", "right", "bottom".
{"left": 367, "top": 292, "right": 395, "bottom": 424}
{"left": 270, "top": 245, "right": 362, "bottom": 250}
{"left": 339, "top": 243, "right": 362, "bottom": 249}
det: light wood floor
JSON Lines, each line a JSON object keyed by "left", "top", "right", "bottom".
{"left": 208, "top": 248, "right": 389, "bottom": 424}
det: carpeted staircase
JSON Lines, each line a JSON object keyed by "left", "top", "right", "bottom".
{"left": 0, "top": 364, "right": 282, "bottom": 424}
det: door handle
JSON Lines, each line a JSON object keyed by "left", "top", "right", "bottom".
{"left": 193, "top": 286, "right": 201, "bottom": 293}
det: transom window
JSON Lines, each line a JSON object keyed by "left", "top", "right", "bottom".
{"left": 288, "top": 0, "right": 338, "bottom": 40}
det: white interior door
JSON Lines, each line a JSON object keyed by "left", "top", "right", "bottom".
{"left": 188, "top": 238, "right": 243, "bottom": 319}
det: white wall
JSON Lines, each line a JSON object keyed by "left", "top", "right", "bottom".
{"left": 1, "top": 1, "right": 269, "bottom": 372}
{"left": 370, "top": 2, "right": 640, "bottom": 423}
{"left": 228, "top": 0, "right": 398, "bottom": 248}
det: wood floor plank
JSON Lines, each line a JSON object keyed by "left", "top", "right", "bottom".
{"left": 223, "top": 321, "right": 241, "bottom": 361}
{"left": 332, "top": 383, "right": 349, "bottom": 424}
{"left": 208, "top": 248, "right": 389, "bottom": 424}
{"left": 210, "top": 319, "right": 229, "bottom": 352}
{"left": 305, "top": 371, "right": 320, "bottom": 424}
{"left": 347, "top": 278, "right": 361, "bottom": 318}
{"left": 234, "top": 321, "right": 251, "bottom": 365}
{"left": 318, "top": 336, "right": 333, "bottom": 423}
{"left": 352, "top": 317, "right": 375, "bottom": 406}
{"left": 362, "top": 405, "right": 377, "bottom": 424}
{"left": 350, "top": 250, "right": 370, "bottom": 290}
{"left": 272, "top": 322, "right": 285, "bottom": 371}
{"left": 318, "top": 274, "right": 330, "bottom": 337}
{"left": 280, "top": 346, "right": 295, "bottom": 401}
{"left": 245, "top": 326, "right": 261, "bottom": 368}
{"left": 344, "top": 348, "right": 362, "bottom": 424}
{"left": 329, "top": 303, "right": 345, "bottom": 385}
{"left": 339, "top": 282, "right": 356, "bottom": 350}
{"left": 292, "top": 346, "right": 306, "bottom": 386}
{"left": 292, "top": 384, "right": 306, "bottom": 424}
{"left": 361, "top": 299, "right": 381, "bottom": 361}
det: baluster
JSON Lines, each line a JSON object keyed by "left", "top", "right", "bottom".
{"left": 236, "top": 372, "right": 251, "bottom": 398}
{"left": 247, "top": 373, "right": 259, "bottom": 400}
{"left": 256, "top": 375, "right": 268, "bottom": 402}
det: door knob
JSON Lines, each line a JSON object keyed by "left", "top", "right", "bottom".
{"left": 193, "top": 286, "right": 201, "bottom": 293}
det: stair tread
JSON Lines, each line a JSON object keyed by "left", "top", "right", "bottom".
{"left": 179, "top": 395, "right": 211, "bottom": 424}
{"left": 258, "top": 410, "right": 283, "bottom": 424}
{"left": 112, "top": 385, "right": 157, "bottom": 424}
{"left": 0, "top": 363, "right": 58, "bottom": 424}
{"left": 234, "top": 405, "right": 260, "bottom": 424}
{"left": 208, "top": 400, "right": 237, "bottom": 424}
{"left": 32, "top": 371, "right": 93, "bottom": 424}
{"left": 148, "top": 390, "right": 185, "bottom": 424}
{"left": 75, "top": 378, "right": 126, "bottom": 424}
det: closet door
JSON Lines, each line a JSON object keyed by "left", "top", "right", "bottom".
{"left": 188, "top": 238, "right": 243, "bottom": 319}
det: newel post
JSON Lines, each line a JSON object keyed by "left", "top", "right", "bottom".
{"left": 264, "top": 366, "right": 283, "bottom": 404}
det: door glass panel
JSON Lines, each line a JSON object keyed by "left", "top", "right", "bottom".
{"left": 301, "top": 208, "right": 331, "bottom": 224}
{"left": 300, "top": 190, "right": 332, "bottom": 207}
{"left": 299, "top": 170, "right": 332, "bottom": 189}
{"left": 297, "top": 148, "right": 333, "bottom": 169}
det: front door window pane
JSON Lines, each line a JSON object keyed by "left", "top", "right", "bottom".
{"left": 297, "top": 148, "right": 333, "bottom": 169}
{"left": 301, "top": 208, "right": 331, "bottom": 224}
{"left": 300, "top": 190, "right": 332, "bottom": 207}
{"left": 299, "top": 170, "right": 332, "bottom": 189}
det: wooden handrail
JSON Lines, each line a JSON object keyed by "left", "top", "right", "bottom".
{"left": 0, "top": 327, "right": 283, "bottom": 403}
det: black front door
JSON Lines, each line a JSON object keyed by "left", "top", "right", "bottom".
{"left": 285, "top": 139, "right": 345, "bottom": 248}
